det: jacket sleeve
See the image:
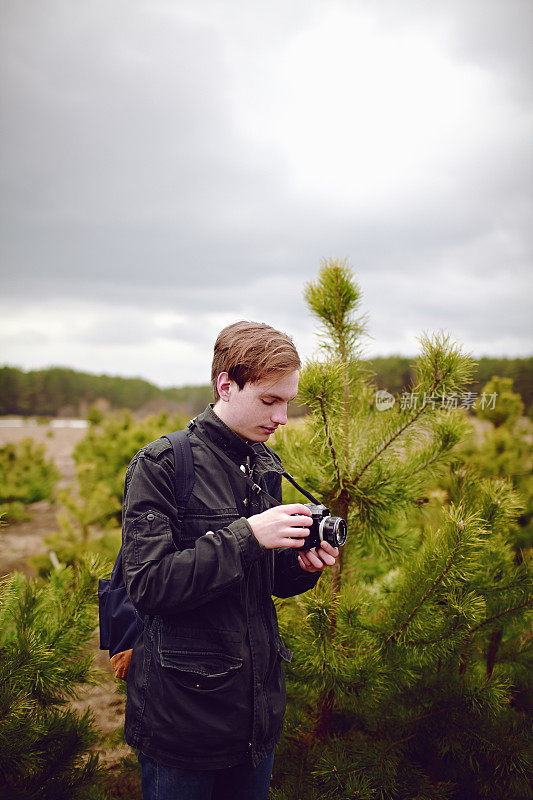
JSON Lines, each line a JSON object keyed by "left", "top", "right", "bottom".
{"left": 122, "top": 449, "right": 265, "bottom": 616}
{"left": 263, "top": 464, "right": 322, "bottom": 598}
{"left": 272, "top": 547, "right": 321, "bottom": 598}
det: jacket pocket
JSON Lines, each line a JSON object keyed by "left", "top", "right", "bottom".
{"left": 157, "top": 628, "right": 243, "bottom": 690}
{"left": 159, "top": 650, "right": 243, "bottom": 690}
{"left": 131, "top": 510, "right": 175, "bottom": 564}
{"left": 147, "top": 624, "right": 251, "bottom": 755}
{"left": 177, "top": 508, "right": 239, "bottom": 547}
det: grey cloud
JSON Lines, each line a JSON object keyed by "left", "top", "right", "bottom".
{"left": 74, "top": 315, "right": 161, "bottom": 347}
{"left": 449, "top": 0, "right": 533, "bottom": 102}
{"left": 1, "top": 0, "right": 531, "bottom": 378}
{"left": 2, "top": 330, "right": 53, "bottom": 347}
{"left": 1, "top": 0, "right": 289, "bottom": 268}
{"left": 2, "top": 0, "right": 531, "bottom": 296}
{"left": 368, "top": 0, "right": 533, "bottom": 99}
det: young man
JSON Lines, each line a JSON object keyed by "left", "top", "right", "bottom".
{"left": 122, "top": 321, "right": 339, "bottom": 800}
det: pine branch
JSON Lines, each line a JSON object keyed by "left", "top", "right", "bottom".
{"left": 387, "top": 517, "right": 469, "bottom": 643}
{"left": 405, "top": 448, "right": 445, "bottom": 478}
{"left": 379, "top": 732, "right": 417, "bottom": 768}
{"left": 348, "top": 620, "right": 387, "bottom": 637}
{"left": 475, "top": 575, "right": 530, "bottom": 593}
{"left": 303, "top": 257, "right": 367, "bottom": 356}
{"left": 486, "top": 628, "right": 503, "bottom": 677}
{"left": 48, "top": 591, "right": 89, "bottom": 650}
{"left": 469, "top": 599, "right": 531, "bottom": 634}
{"left": 317, "top": 394, "right": 342, "bottom": 488}
{"left": 484, "top": 501, "right": 500, "bottom": 526}
{"left": 0, "top": 648, "right": 43, "bottom": 699}
{"left": 376, "top": 706, "right": 445, "bottom": 737}
{"left": 329, "top": 265, "right": 353, "bottom": 477}
{"left": 353, "top": 392, "right": 434, "bottom": 485}
{"left": 459, "top": 599, "right": 531, "bottom": 677}
{"left": 354, "top": 333, "right": 475, "bottom": 486}
{"left": 403, "top": 617, "right": 462, "bottom": 646}
{"left": 460, "top": 726, "right": 507, "bottom": 754}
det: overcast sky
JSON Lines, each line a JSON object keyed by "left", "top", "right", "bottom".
{"left": 1, "top": 0, "right": 532, "bottom": 387}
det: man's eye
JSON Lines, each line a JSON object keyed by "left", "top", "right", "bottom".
{"left": 261, "top": 400, "right": 275, "bottom": 406}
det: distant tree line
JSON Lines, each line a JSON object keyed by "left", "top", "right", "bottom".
{"left": 0, "top": 357, "right": 531, "bottom": 418}
{"left": 369, "top": 355, "right": 533, "bottom": 411}
{"left": 0, "top": 366, "right": 213, "bottom": 418}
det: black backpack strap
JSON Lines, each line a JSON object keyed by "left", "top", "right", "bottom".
{"left": 162, "top": 429, "right": 195, "bottom": 505}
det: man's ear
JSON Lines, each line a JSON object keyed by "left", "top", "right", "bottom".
{"left": 216, "top": 372, "right": 233, "bottom": 402}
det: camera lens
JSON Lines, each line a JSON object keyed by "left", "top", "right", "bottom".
{"left": 335, "top": 518, "right": 348, "bottom": 546}
{"left": 320, "top": 516, "right": 348, "bottom": 547}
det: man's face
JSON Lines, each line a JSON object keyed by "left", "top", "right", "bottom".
{"left": 216, "top": 370, "right": 300, "bottom": 442}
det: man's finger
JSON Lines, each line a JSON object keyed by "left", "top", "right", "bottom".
{"left": 285, "top": 526, "right": 309, "bottom": 537}
{"left": 281, "top": 503, "right": 312, "bottom": 516}
{"left": 287, "top": 514, "right": 312, "bottom": 527}
{"left": 304, "top": 548, "right": 325, "bottom": 568}
{"left": 282, "top": 537, "right": 308, "bottom": 548}
{"left": 319, "top": 541, "right": 339, "bottom": 556}
{"left": 315, "top": 546, "right": 337, "bottom": 565}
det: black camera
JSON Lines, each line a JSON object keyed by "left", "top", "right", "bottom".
{"left": 299, "top": 503, "right": 348, "bottom": 551}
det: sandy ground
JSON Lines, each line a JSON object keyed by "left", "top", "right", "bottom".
{"left": 0, "top": 421, "right": 140, "bottom": 798}
{"left": 0, "top": 421, "right": 86, "bottom": 486}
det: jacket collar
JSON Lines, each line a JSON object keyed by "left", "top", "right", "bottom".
{"left": 191, "top": 405, "right": 284, "bottom": 474}
{"left": 192, "top": 404, "right": 256, "bottom": 462}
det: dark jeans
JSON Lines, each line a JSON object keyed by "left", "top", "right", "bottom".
{"left": 138, "top": 750, "right": 274, "bottom": 800}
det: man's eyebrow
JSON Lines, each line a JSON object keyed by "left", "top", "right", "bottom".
{"left": 262, "top": 393, "right": 298, "bottom": 402}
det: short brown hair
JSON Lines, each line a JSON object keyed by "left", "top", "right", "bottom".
{"left": 211, "top": 321, "right": 301, "bottom": 400}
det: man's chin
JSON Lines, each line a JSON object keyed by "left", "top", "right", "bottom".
{"left": 251, "top": 427, "right": 274, "bottom": 441}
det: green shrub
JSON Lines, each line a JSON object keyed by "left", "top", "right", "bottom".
{"left": 71, "top": 411, "right": 187, "bottom": 528}
{"left": 455, "top": 416, "right": 533, "bottom": 556}
{"left": 39, "top": 412, "right": 187, "bottom": 573}
{"left": 0, "top": 556, "right": 108, "bottom": 799}
{"left": 32, "top": 529, "right": 122, "bottom": 580}
{"left": 0, "top": 439, "right": 58, "bottom": 520}
{"left": 474, "top": 376, "right": 524, "bottom": 428}
{"left": 0, "top": 501, "right": 30, "bottom": 524}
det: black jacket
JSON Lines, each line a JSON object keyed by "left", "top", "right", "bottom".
{"left": 122, "top": 405, "right": 320, "bottom": 769}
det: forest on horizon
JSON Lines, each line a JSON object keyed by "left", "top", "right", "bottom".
{"left": 0, "top": 356, "right": 532, "bottom": 419}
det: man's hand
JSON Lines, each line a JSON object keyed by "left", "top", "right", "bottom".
{"left": 247, "top": 504, "right": 312, "bottom": 549}
{"left": 298, "top": 541, "right": 339, "bottom": 573}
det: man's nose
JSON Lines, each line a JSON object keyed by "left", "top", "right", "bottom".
{"left": 271, "top": 404, "right": 288, "bottom": 425}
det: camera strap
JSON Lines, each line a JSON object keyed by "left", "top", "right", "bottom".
{"left": 280, "top": 471, "right": 320, "bottom": 505}
{"left": 189, "top": 422, "right": 320, "bottom": 507}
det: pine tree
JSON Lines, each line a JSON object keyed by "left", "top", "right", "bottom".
{"left": 0, "top": 556, "right": 107, "bottom": 800}
{"left": 271, "top": 259, "right": 532, "bottom": 800}
{"left": 474, "top": 376, "right": 524, "bottom": 429}
{"left": 0, "top": 438, "right": 59, "bottom": 523}
{"left": 437, "top": 373, "right": 533, "bottom": 565}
